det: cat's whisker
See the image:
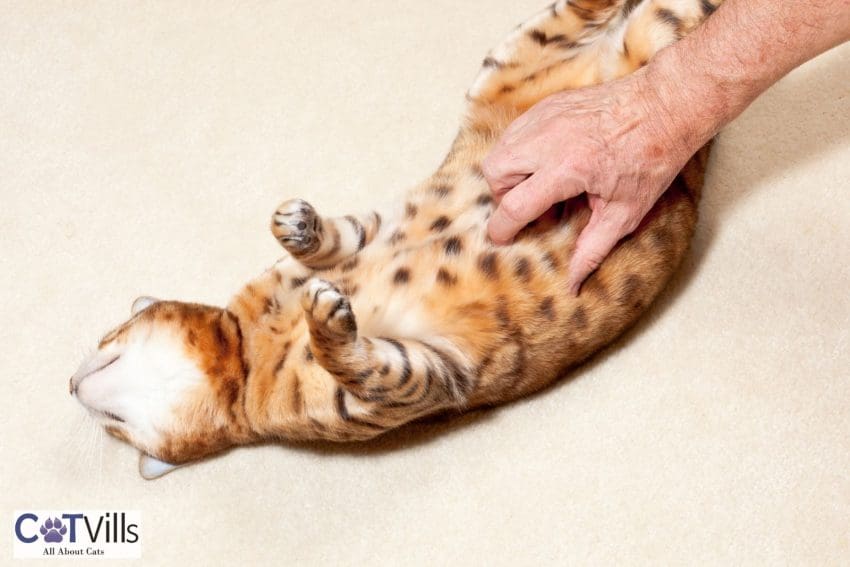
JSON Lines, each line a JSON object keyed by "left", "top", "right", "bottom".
{"left": 96, "top": 426, "right": 105, "bottom": 494}
{"left": 80, "top": 416, "right": 101, "bottom": 475}
{"left": 67, "top": 412, "right": 94, "bottom": 462}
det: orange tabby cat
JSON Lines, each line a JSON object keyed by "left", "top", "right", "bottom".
{"left": 71, "top": 0, "right": 720, "bottom": 479}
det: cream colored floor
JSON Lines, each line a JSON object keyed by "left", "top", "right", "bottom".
{"left": 1, "top": 2, "right": 848, "bottom": 565}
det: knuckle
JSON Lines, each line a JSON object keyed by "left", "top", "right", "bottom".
{"left": 623, "top": 215, "right": 641, "bottom": 234}
{"left": 618, "top": 205, "right": 644, "bottom": 234}
{"left": 601, "top": 204, "right": 636, "bottom": 232}
{"left": 580, "top": 250, "right": 605, "bottom": 271}
{"left": 499, "top": 193, "right": 529, "bottom": 223}
{"left": 481, "top": 153, "right": 500, "bottom": 181}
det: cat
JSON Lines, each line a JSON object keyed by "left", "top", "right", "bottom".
{"left": 70, "top": 0, "right": 720, "bottom": 479}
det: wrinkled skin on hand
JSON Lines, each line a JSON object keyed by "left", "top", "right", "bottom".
{"left": 483, "top": 71, "right": 694, "bottom": 294}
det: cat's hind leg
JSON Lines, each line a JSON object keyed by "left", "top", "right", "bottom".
{"left": 300, "top": 279, "right": 471, "bottom": 412}
{"left": 271, "top": 199, "right": 383, "bottom": 269}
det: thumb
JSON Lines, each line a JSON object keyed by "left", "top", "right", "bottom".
{"left": 567, "top": 204, "right": 632, "bottom": 295}
{"left": 488, "top": 172, "right": 584, "bottom": 244}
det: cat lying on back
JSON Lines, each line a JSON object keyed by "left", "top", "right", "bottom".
{"left": 71, "top": 0, "right": 719, "bottom": 478}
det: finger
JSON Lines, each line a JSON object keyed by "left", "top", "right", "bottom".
{"left": 567, "top": 205, "right": 631, "bottom": 295}
{"left": 481, "top": 147, "right": 535, "bottom": 197}
{"left": 491, "top": 173, "right": 529, "bottom": 206}
{"left": 487, "top": 172, "right": 583, "bottom": 245}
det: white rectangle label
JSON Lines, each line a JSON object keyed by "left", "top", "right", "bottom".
{"left": 13, "top": 510, "right": 142, "bottom": 560}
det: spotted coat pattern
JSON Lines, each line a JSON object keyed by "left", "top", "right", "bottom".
{"left": 102, "top": 0, "right": 723, "bottom": 461}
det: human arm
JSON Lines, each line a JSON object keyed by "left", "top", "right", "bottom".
{"left": 483, "top": 0, "right": 850, "bottom": 294}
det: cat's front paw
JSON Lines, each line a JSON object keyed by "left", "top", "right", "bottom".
{"left": 271, "top": 198, "right": 321, "bottom": 255}
{"left": 301, "top": 279, "right": 357, "bottom": 339}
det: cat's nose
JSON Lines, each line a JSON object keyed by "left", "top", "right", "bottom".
{"left": 69, "top": 353, "right": 120, "bottom": 396}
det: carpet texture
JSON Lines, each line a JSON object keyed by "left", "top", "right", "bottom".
{"left": 1, "top": 1, "right": 848, "bottom": 564}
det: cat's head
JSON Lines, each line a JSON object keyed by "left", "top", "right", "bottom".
{"left": 70, "top": 298, "right": 254, "bottom": 479}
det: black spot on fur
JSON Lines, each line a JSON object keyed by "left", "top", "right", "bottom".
{"left": 542, "top": 251, "right": 559, "bottom": 272}
{"left": 528, "top": 29, "right": 569, "bottom": 46}
{"left": 340, "top": 257, "right": 359, "bottom": 272}
{"left": 393, "top": 267, "right": 411, "bottom": 285}
{"left": 429, "top": 216, "right": 452, "bottom": 232}
{"left": 405, "top": 203, "right": 418, "bottom": 218}
{"left": 513, "top": 257, "right": 532, "bottom": 282}
{"left": 436, "top": 268, "right": 457, "bottom": 286}
{"left": 623, "top": 0, "right": 643, "bottom": 16}
{"left": 650, "top": 227, "right": 673, "bottom": 255}
{"left": 478, "top": 252, "right": 499, "bottom": 279}
{"left": 617, "top": 274, "right": 646, "bottom": 308}
{"left": 529, "top": 29, "right": 547, "bottom": 45}
{"left": 389, "top": 230, "right": 406, "bottom": 244}
{"left": 540, "top": 296, "right": 556, "bottom": 321}
{"left": 700, "top": 0, "right": 717, "bottom": 16}
{"left": 432, "top": 185, "right": 452, "bottom": 198}
{"left": 444, "top": 237, "right": 463, "bottom": 256}
{"left": 263, "top": 296, "right": 278, "bottom": 314}
{"left": 291, "top": 277, "right": 308, "bottom": 289}
{"left": 656, "top": 8, "right": 683, "bottom": 33}
{"left": 495, "top": 296, "right": 512, "bottom": 329}
{"left": 482, "top": 56, "right": 502, "bottom": 69}
{"left": 570, "top": 305, "right": 588, "bottom": 329}
{"left": 476, "top": 193, "right": 493, "bottom": 206}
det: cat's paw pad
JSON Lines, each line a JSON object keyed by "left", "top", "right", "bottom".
{"left": 272, "top": 198, "right": 321, "bottom": 254}
{"left": 301, "top": 279, "right": 357, "bottom": 338}
{"left": 39, "top": 518, "right": 67, "bottom": 543}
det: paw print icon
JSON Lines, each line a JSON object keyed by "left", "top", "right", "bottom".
{"left": 40, "top": 518, "right": 67, "bottom": 543}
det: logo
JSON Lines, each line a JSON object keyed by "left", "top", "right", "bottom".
{"left": 39, "top": 518, "right": 68, "bottom": 543}
{"left": 13, "top": 510, "right": 142, "bottom": 559}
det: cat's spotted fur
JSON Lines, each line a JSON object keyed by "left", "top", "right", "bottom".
{"left": 71, "top": 0, "right": 721, "bottom": 475}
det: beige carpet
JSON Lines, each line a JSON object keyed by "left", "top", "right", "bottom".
{"left": 1, "top": 1, "right": 848, "bottom": 564}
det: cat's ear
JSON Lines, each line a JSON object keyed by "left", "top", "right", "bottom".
{"left": 139, "top": 453, "right": 182, "bottom": 480}
{"left": 131, "top": 296, "right": 159, "bottom": 315}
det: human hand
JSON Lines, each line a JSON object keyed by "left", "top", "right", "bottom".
{"left": 482, "top": 71, "right": 695, "bottom": 295}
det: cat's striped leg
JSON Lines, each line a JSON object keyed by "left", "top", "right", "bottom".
{"left": 271, "top": 199, "right": 383, "bottom": 269}
{"left": 301, "top": 279, "right": 471, "bottom": 410}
